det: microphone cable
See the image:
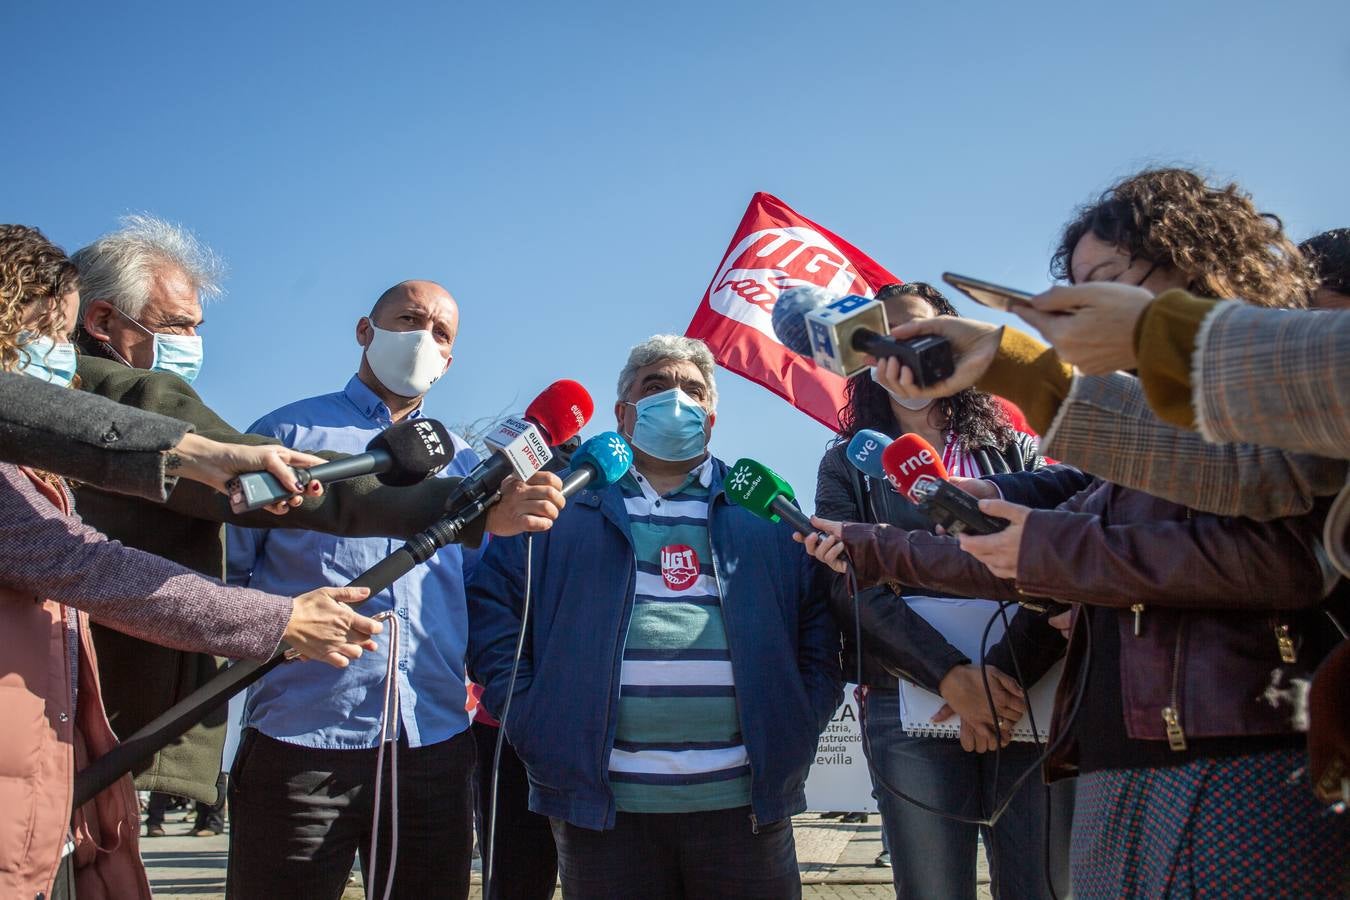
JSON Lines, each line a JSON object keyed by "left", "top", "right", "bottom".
{"left": 844, "top": 556, "right": 1093, "bottom": 899}
{"left": 365, "top": 609, "right": 402, "bottom": 900}
{"left": 484, "top": 532, "right": 535, "bottom": 898}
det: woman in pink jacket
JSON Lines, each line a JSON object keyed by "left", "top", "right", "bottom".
{"left": 0, "top": 224, "right": 383, "bottom": 900}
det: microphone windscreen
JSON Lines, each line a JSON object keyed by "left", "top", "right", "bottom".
{"left": 368, "top": 418, "right": 456, "bottom": 486}
{"left": 526, "top": 379, "right": 594, "bottom": 446}
{"left": 771, "top": 285, "right": 838, "bottom": 355}
{"left": 570, "top": 432, "right": 633, "bottom": 487}
{"left": 723, "top": 457, "right": 796, "bottom": 522}
{"left": 845, "top": 429, "right": 891, "bottom": 481}
{"left": 882, "top": 433, "right": 949, "bottom": 501}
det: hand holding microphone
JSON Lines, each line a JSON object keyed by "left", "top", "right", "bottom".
{"left": 484, "top": 471, "right": 567, "bottom": 537}
{"left": 874, "top": 316, "right": 1003, "bottom": 402}
{"left": 717, "top": 457, "right": 851, "bottom": 572}
{"left": 227, "top": 418, "right": 457, "bottom": 513}
{"left": 772, "top": 288, "right": 955, "bottom": 386}
{"left": 881, "top": 435, "right": 1009, "bottom": 536}
{"left": 170, "top": 433, "right": 328, "bottom": 514}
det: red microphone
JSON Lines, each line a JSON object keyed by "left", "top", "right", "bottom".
{"left": 451, "top": 381, "right": 595, "bottom": 512}
{"left": 881, "top": 433, "right": 948, "bottom": 502}
{"left": 525, "top": 379, "right": 594, "bottom": 445}
{"left": 883, "top": 433, "right": 1008, "bottom": 536}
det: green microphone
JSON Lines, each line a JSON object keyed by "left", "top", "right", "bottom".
{"left": 724, "top": 458, "right": 816, "bottom": 535}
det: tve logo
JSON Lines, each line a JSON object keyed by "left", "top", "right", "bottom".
{"left": 854, "top": 438, "right": 880, "bottom": 464}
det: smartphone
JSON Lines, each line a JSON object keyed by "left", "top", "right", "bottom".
{"left": 942, "top": 272, "right": 1034, "bottom": 312}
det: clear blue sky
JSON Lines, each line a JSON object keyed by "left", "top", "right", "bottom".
{"left": 4, "top": 1, "right": 1347, "bottom": 509}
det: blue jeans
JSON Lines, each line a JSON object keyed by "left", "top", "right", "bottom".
{"left": 864, "top": 688, "right": 1073, "bottom": 900}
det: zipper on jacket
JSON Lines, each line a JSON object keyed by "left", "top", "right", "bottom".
{"left": 708, "top": 492, "right": 757, "bottom": 824}
{"left": 1272, "top": 620, "right": 1297, "bottom": 664}
{"left": 599, "top": 505, "right": 639, "bottom": 824}
{"left": 1161, "top": 622, "right": 1188, "bottom": 751}
{"left": 1130, "top": 603, "right": 1145, "bottom": 637}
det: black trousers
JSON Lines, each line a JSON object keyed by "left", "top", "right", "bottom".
{"left": 147, "top": 772, "right": 227, "bottom": 832}
{"left": 226, "top": 728, "right": 476, "bottom": 900}
{"left": 550, "top": 806, "right": 800, "bottom": 900}
{"left": 472, "top": 721, "right": 558, "bottom": 900}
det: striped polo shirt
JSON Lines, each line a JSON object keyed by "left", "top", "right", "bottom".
{"left": 609, "top": 458, "right": 751, "bottom": 813}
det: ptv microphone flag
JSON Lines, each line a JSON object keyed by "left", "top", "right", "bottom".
{"left": 684, "top": 192, "right": 900, "bottom": 430}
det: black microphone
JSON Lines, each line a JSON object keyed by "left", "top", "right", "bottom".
{"left": 771, "top": 288, "right": 955, "bottom": 386}
{"left": 227, "top": 419, "right": 455, "bottom": 513}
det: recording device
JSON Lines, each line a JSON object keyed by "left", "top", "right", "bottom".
{"left": 443, "top": 379, "right": 595, "bottom": 514}
{"left": 845, "top": 429, "right": 893, "bottom": 484}
{"left": 941, "top": 272, "right": 1034, "bottom": 312}
{"left": 771, "top": 287, "right": 955, "bottom": 385}
{"left": 227, "top": 418, "right": 454, "bottom": 513}
{"left": 723, "top": 458, "right": 815, "bottom": 535}
{"left": 882, "top": 434, "right": 1008, "bottom": 536}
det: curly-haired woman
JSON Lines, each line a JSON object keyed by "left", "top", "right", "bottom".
{"left": 806, "top": 168, "right": 1350, "bottom": 897}
{"left": 0, "top": 225, "right": 380, "bottom": 900}
{"left": 813, "top": 282, "right": 1071, "bottom": 900}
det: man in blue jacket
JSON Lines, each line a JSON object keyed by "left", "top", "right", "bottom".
{"left": 468, "top": 334, "right": 842, "bottom": 899}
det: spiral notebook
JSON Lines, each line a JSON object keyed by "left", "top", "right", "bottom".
{"left": 897, "top": 598, "right": 1064, "bottom": 742}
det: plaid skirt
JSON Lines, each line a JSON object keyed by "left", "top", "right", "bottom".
{"left": 1070, "top": 748, "right": 1349, "bottom": 899}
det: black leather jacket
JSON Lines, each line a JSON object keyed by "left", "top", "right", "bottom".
{"left": 813, "top": 429, "right": 1041, "bottom": 692}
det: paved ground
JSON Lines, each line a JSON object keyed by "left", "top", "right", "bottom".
{"left": 144, "top": 812, "right": 990, "bottom": 898}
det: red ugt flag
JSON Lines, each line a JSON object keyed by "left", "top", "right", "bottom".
{"left": 684, "top": 192, "right": 900, "bottom": 430}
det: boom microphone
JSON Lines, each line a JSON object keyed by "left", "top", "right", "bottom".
{"left": 883, "top": 434, "right": 1007, "bottom": 535}
{"left": 771, "top": 287, "right": 955, "bottom": 386}
{"left": 446, "top": 380, "right": 594, "bottom": 513}
{"left": 227, "top": 419, "right": 455, "bottom": 513}
{"left": 723, "top": 458, "right": 815, "bottom": 535}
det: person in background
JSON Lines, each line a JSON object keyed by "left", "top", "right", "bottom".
{"left": 0, "top": 223, "right": 381, "bottom": 900}
{"left": 814, "top": 281, "right": 1071, "bottom": 900}
{"left": 226, "top": 280, "right": 565, "bottom": 899}
{"left": 1301, "top": 228, "right": 1350, "bottom": 309}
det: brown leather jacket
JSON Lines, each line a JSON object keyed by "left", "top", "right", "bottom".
{"left": 842, "top": 478, "right": 1340, "bottom": 779}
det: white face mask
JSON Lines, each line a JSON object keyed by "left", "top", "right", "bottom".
{"left": 363, "top": 323, "right": 447, "bottom": 398}
{"left": 869, "top": 365, "right": 933, "bottom": 411}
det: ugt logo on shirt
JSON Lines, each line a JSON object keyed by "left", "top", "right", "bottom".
{"left": 661, "top": 545, "right": 699, "bottom": 591}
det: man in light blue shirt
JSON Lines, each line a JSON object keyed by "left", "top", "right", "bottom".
{"left": 225, "top": 280, "right": 565, "bottom": 900}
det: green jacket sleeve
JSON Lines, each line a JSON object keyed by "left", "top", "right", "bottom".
{"left": 76, "top": 357, "right": 483, "bottom": 546}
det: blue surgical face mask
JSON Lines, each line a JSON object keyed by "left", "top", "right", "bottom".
{"left": 16, "top": 333, "right": 78, "bottom": 388}
{"left": 624, "top": 387, "right": 710, "bottom": 462}
{"left": 114, "top": 307, "right": 204, "bottom": 384}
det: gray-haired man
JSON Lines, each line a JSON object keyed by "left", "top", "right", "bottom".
{"left": 468, "top": 335, "right": 841, "bottom": 899}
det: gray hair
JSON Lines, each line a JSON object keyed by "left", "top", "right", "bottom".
{"left": 617, "top": 334, "right": 718, "bottom": 409}
{"left": 72, "top": 214, "right": 225, "bottom": 319}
